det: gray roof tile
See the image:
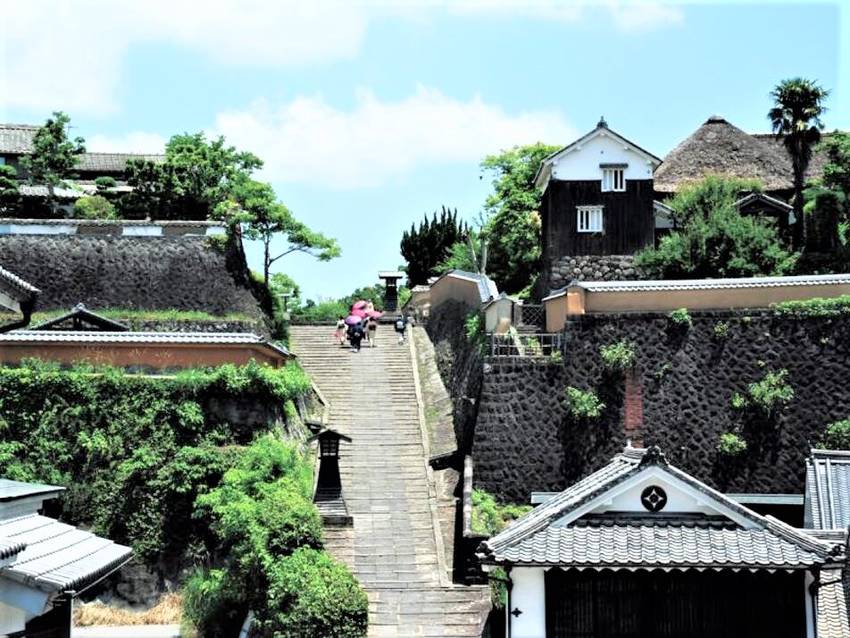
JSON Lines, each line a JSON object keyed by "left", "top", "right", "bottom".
{"left": 0, "top": 265, "right": 40, "bottom": 296}
{"left": 817, "top": 568, "right": 850, "bottom": 638}
{"left": 0, "top": 479, "right": 64, "bottom": 503}
{"left": 0, "top": 514, "right": 131, "bottom": 593}
{"left": 574, "top": 273, "right": 850, "bottom": 294}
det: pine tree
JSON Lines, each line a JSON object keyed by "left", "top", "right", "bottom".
{"left": 400, "top": 206, "right": 468, "bottom": 285}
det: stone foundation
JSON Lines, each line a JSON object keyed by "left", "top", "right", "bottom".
{"left": 548, "top": 254, "right": 641, "bottom": 291}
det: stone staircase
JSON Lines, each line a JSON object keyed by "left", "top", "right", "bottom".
{"left": 290, "top": 326, "right": 490, "bottom": 637}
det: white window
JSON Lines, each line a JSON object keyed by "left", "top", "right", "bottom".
{"left": 577, "top": 205, "right": 603, "bottom": 233}
{"left": 602, "top": 167, "right": 625, "bottom": 192}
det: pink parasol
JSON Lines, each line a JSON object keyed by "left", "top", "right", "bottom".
{"left": 352, "top": 307, "right": 368, "bottom": 318}
{"left": 366, "top": 310, "right": 384, "bottom": 319}
{"left": 344, "top": 315, "right": 361, "bottom": 325}
{"left": 352, "top": 300, "right": 368, "bottom": 310}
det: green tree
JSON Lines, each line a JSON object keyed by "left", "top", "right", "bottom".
{"left": 400, "top": 206, "right": 468, "bottom": 285}
{"left": 437, "top": 228, "right": 481, "bottom": 273}
{"left": 480, "top": 143, "right": 559, "bottom": 295}
{"left": 821, "top": 132, "right": 850, "bottom": 201}
{"left": 124, "top": 133, "right": 262, "bottom": 220}
{"left": 22, "top": 111, "right": 85, "bottom": 216}
{"left": 636, "top": 176, "right": 796, "bottom": 278}
{"left": 73, "top": 194, "right": 118, "bottom": 220}
{"left": 768, "top": 78, "right": 830, "bottom": 248}
{"left": 0, "top": 165, "right": 20, "bottom": 215}
{"left": 216, "top": 178, "right": 340, "bottom": 286}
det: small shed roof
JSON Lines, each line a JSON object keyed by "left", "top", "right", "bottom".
{"left": 805, "top": 449, "right": 850, "bottom": 530}
{"left": 0, "top": 514, "right": 132, "bottom": 593}
{"left": 434, "top": 270, "right": 499, "bottom": 304}
{"left": 31, "top": 303, "right": 130, "bottom": 332}
{"left": 0, "top": 479, "right": 64, "bottom": 504}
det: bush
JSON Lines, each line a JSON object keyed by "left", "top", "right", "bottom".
{"left": 182, "top": 568, "right": 247, "bottom": 638}
{"left": 668, "top": 308, "right": 692, "bottom": 328}
{"left": 635, "top": 176, "right": 796, "bottom": 279}
{"left": 94, "top": 176, "right": 118, "bottom": 191}
{"left": 713, "top": 321, "right": 729, "bottom": 338}
{"left": 717, "top": 432, "right": 748, "bottom": 457}
{"left": 821, "top": 418, "right": 850, "bottom": 449}
{"left": 260, "top": 548, "right": 368, "bottom": 638}
{"left": 600, "top": 340, "right": 636, "bottom": 371}
{"left": 772, "top": 295, "right": 850, "bottom": 317}
{"left": 465, "top": 312, "right": 483, "bottom": 341}
{"left": 470, "top": 489, "right": 532, "bottom": 537}
{"left": 564, "top": 386, "right": 605, "bottom": 420}
{"left": 732, "top": 369, "right": 794, "bottom": 415}
{"left": 73, "top": 194, "right": 118, "bottom": 220}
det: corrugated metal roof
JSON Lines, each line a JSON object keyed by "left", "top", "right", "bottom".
{"left": 0, "top": 479, "right": 64, "bottom": 503}
{"left": 572, "top": 273, "right": 850, "bottom": 293}
{"left": 0, "top": 514, "right": 131, "bottom": 593}
{"left": 805, "top": 449, "right": 850, "bottom": 530}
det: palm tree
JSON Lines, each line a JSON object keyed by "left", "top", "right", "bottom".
{"left": 768, "top": 78, "right": 830, "bottom": 249}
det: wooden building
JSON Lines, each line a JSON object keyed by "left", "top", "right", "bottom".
{"left": 534, "top": 119, "right": 662, "bottom": 293}
{"left": 478, "top": 445, "right": 846, "bottom": 638}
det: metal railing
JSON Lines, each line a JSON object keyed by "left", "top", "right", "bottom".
{"left": 513, "top": 303, "right": 545, "bottom": 329}
{"left": 488, "top": 332, "right": 564, "bottom": 358}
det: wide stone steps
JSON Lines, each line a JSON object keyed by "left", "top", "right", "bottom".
{"left": 290, "top": 325, "right": 489, "bottom": 637}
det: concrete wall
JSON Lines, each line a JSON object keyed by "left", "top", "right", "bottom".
{"left": 429, "top": 275, "right": 487, "bottom": 311}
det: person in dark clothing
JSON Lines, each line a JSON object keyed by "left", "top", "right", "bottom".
{"left": 394, "top": 314, "right": 407, "bottom": 344}
{"left": 349, "top": 321, "right": 364, "bottom": 352}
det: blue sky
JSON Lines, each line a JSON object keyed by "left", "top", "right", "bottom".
{"left": 2, "top": 1, "right": 847, "bottom": 300}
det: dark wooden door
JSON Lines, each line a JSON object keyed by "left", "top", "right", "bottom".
{"left": 545, "top": 568, "right": 806, "bottom": 638}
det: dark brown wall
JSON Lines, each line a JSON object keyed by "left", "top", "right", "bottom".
{"left": 542, "top": 179, "right": 655, "bottom": 259}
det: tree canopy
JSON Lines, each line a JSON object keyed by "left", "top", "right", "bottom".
{"left": 479, "top": 143, "right": 560, "bottom": 296}
{"left": 768, "top": 77, "right": 830, "bottom": 247}
{"left": 636, "top": 176, "right": 797, "bottom": 279}
{"left": 22, "top": 111, "right": 85, "bottom": 215}
{"left": 400, "top": 206, "right": 468, "bottom": 285}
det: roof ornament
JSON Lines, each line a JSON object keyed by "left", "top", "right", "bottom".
{"left": 597, "top": 116, "right": 608, "bottom": 129}
{"left": 638, "top": 445, "right": 669, "bottom": 468}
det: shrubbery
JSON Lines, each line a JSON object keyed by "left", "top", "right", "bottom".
{"left": 470, "top": 489, "right": 532, "bottom": 537}
{"left": 74, "top": 194, "right": 117, "bottom": 219}
{"left": 184, "top": 437, "right": 367, "bottom": 638}
{"left": 717, "top": 432, "right": 748, "bottom": 457}
{"left": 600, "top": 340, "right": 636, "bottom": 371}
{"left": 668, "top": 308, "right": 692, "bottom": 328}
{"left": 731, "top": 368, "right": 794, "bottom": 415}
{"left": 820, "top": 418, "right": 850, "bottom": 449}
{"left": 772, "top": 295, "right": 850, "bottom": 317}
{"left": 564, "top": 386, "right": 605, "bottom": 420}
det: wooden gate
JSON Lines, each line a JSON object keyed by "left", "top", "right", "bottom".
{"left": 545, "top": 568, "right": 805, "bottom": 638}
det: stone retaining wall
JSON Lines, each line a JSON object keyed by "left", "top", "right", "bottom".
{"left": 430, "top": 305, "right": 850, "bottom": 504}
{"left": 547, "top": 254, "right": 641, "bottom": 291}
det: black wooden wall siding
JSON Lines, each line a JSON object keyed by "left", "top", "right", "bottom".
{"left": 541, "top": 179, "right": 655, "bottom": 258}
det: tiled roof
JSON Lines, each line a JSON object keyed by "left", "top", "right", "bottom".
{"left": 0, "top": 538, "right": 26, "bottom": 561}
{"left": 0, "top": 124, "right": 40, "bottom": 154}
{"left": 0, "top": 265, "right": 40, "bottom": 296}
{"left": 440, "top": 270, "right": 499, "bottom": 303}
{"left": 493, "top": 517, "right": 830, "bottom": 570}
{"left": 817, "top": 568, "right": 850, "bottom": 638}
{"left": 31, "top": 303, "right": 130, "bottom": 332}
{"left": 0, "top": 514, "right": 131, "bottom": 593}
{"left": 805, "top": 449, "right": 850, "bottom": 530}
{"left": 0, "top": 479, "right": 64, "bottom": 503}
{"left": 571, "top": 273, "right": 850, "bottom": 294}
{"left": 479, "top": 446, "right": 841, "bottom": 570}
{"left": 1, "top": 331, "right": 293, "bottom": 358}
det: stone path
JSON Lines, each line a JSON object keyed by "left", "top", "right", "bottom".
{"left": 290, "top": 326, "right": 489, "bottom": 637}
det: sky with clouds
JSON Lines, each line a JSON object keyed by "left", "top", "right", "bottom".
{"left": 1, "top": 1, "right": 847, "bottom": 300}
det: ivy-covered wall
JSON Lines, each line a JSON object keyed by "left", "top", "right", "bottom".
{"left": 430, "top": 309, "right": 850, "bottom": 503}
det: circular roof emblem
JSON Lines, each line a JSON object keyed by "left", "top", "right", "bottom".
{"left": 641, "top": 485, "right": 668, "bottom": 512}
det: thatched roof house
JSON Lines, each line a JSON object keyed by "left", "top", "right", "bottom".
{"left": 654, "top": 115, "right": 831, "bottom": 195}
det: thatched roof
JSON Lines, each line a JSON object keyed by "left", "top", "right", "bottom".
{"left": 654, "top": 116, "right": 832, "bottom": 194}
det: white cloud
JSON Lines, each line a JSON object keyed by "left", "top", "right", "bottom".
{"left": 604, "top": 1, "right": 684, "bottom": 32}
{"left": 2, "top": 1, "right": 368, "bottom": 115}
{"left": 211, "top": 86, "right": 574, "bottom": 189}
{"left": 87, "top": 131, "right": 167, "bottom": 154}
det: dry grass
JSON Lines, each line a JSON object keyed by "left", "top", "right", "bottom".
{"left": 74, "top": 593, "right": 182, "bottom": 626}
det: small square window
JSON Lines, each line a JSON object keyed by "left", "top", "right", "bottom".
{"left": 602, "top": 168, "right": 625, "bottom": 192}
{"left": 577, "top": 206, "right": 603, "bottom": 233}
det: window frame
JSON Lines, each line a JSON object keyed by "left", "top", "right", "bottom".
{"left": 577, "top": 205, "right": 604, "bottom": 233}
{"left": 601, "top": 167, "right": 626, "bottom": 192}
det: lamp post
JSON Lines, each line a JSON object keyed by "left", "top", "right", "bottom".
{"left": 378, "top": 271, "right": 405, "bottom": 312}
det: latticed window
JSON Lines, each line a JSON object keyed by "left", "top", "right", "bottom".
{"left": 577, "top": 205, "right": 604, "bottom": 233}
{"left": 601, "top": 167, "right": 625, "bottom": 192}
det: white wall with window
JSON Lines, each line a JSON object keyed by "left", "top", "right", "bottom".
{"left": 577, "top": 205, "right": 603, "bottom": 233}
{"left": 601, "top": 166, "right": 625, "bottom": 192}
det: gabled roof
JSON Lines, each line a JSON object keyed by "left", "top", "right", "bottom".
{"left": 805, "top": 449, "right": 850, "bottom": 530}
{"left": 735, "top": 191, "right": 793, "bottom": 214}
{"left": 654, "top": 116, "right": 833, "bottom": 193}
{"left": 479, "top": 446, "right": 842, "bottom": 571}
{"left": 31, "top": 303, "right": 130, "bottom": 332}
{"left": 0, "top": 479, "right": 64, "bottom": 503}
{"left": 535, "top": 118, "right": 663, "bottom": 190}
{"left": 0, "top": 514, "right": 132, "bottom": 593}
